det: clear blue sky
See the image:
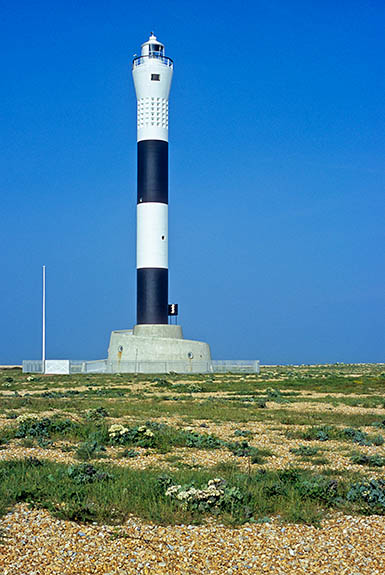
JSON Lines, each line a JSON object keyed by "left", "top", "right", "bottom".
{"left": 1, "top": 0, "right": 384, "bottom": 364}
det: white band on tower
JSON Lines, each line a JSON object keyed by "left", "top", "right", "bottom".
{"left": 137, "top": 203, "right": 168, "bottom": 269}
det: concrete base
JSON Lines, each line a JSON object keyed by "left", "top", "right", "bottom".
{"left": 107, "top": 324, "right": 211, "bottom": 373}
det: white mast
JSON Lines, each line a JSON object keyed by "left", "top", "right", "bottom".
{"left": 42, "top": 265, "right": 46, "bottom": 373}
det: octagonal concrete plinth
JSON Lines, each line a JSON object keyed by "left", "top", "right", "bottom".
{"left": 107, "top": 324, "right": 212, "bottom": 373}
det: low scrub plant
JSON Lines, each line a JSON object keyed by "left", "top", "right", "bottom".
{"left": 300, "top": 426, "right": 331, "bottom": 442}
{"left": 67, "top": 463, "right": 113, "bottom": 484}
{"left": 15, "top": 415, "right": 74, "bottom": 440}
{"left": 350, "top": 453, "right": 385, "bottom": 467}
{"left": 262, "top": 469, "right": 341, "bottom": 509}
{"left": 0, "top": 438, "right": 9, "bottom": 450}
{"left": 371, "top": 420, "right": 385, "bottom": 429}
{"left": 36, "top": 437, "right": 53, "bottom": 448}
{"left": 75, "top": 440, "right": 106, "bottom": 461}
{"left": 182, "top": 430, "right": 223, "bottom": 449}
{"left": 371, "top": 434, "right": 384, "bottom": 446}
{"left": 265, "top": 388, "right": 288, "bottom": 404}
{"left": 290, "top": 445, "right": 320, "bottom": 457}
{"left": 341, "top": 428, "right": 372, "bottom": 446}
{"left": 117, "top": 448, "right": 140, "bottom": 458}
{"left": 294, "top": 425, "right": 384, "bottom": 447}
{"left": 294, "top": 476, "right": 339, "bottom": 505}
{"left": 234, "top": 429, "right": 253, "bottom": 438}
{"left": 86, "top": 407, "right": 109, "bottom": 420}
{"left": 151, "top": 378, "right": 172, "bottom": 388}
{"left": 256, "top": 399, "right": 267, "bottom": 408}
{"left": 226, "top": 440, "right": 257, "bottom": 457}
{"left": 347, "top": 478, "right": 385, "bottom": 513}
{"left": 225, "top": 441, "right": 270, "bottom": 463}
{"left": 172, "top": 384, "right": 203, "bottom": 393}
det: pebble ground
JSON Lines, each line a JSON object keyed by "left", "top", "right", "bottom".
{"left": 1, "top": 505, "right": 385, "bottom": 574}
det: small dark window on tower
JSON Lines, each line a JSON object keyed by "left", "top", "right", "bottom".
{"left": 151, "top": 74, "right": 160, "bottom": 81}
{"left": 149, "top": 44, "right": 163, "bottom": 54}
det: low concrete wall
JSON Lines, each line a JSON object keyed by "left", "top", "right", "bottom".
{"left": 22, "top": 359, "right": 260, "bottom": 374}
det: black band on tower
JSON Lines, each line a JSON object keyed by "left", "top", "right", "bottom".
{"left": 137, "top": 268, "right": 168, "bottom": 324}
{"left": 137, "top": 140, "right": 168, "bottom": 204}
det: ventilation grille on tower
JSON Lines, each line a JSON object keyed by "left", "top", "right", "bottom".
{"left": 138, "top": 97, "right": 168, "bottom": 129}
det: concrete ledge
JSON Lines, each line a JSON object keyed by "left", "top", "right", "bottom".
{"left": 133, "top": 324, "right": 183, "bottom": 339}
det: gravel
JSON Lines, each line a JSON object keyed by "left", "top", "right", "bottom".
{"left": 1, "top": 505, "right": 384, "bottom": 574}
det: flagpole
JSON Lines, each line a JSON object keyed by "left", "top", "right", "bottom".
{"left": 42, "top": 265, "right": 46, "bottom": 374}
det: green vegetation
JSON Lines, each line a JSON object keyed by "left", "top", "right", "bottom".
{"left": 75, "top": 440, "right": 106, "bottom": 461}
{"left": 349, "top": 453, "right": 385, "bottom": 467}
{"left": 1, "top": 394, "right": 382, "bottom": 427}
{"left": 225, "top": 441, "right": 272, "bottom": 464}
{"left": 0, "top": 364, "right": 384, "bottom": 526}
{"left": 0, "top": 415, "right": 274, "bottom": 462}
{"left": 287, "top": 425, "right": 384, "bottom": 446}
{"left": 290, "top": 445, "right": 320, "bottom": 457}
{"left": 347, "top": 478, "right": 385, "bottom": 514}
{"left": 0, "top": 459, "right": 383, "bottom": 526}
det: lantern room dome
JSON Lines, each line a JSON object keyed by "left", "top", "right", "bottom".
{"left": 141, "top": 34, "right": 165, "bottom": 57}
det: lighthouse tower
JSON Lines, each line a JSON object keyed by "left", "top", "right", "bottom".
{"left": 107, "top": 34, "right": 211, "bottom": 372}
{"left": 133, "top": 34, "right": 173, "bottom": 325}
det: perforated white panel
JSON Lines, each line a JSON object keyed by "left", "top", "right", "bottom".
{"left": 137, "top": 97, "right": 168, "bottom": 129}
{"left": 137, "top": 97, "right": 168, "bottom": 142}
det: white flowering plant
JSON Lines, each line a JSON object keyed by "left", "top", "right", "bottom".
{"left": 164, "top": 478, "right": 244, "bottom": 513}
{"left": 108, "top": 423, "right": 155, "bottom": 447}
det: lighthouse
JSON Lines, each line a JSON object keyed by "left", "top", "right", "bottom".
{"left": 107, "top": 33, "right": 211, "bottom": 372}
{"left": 133, "top": 34, "right": 173, "bottom": 325}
